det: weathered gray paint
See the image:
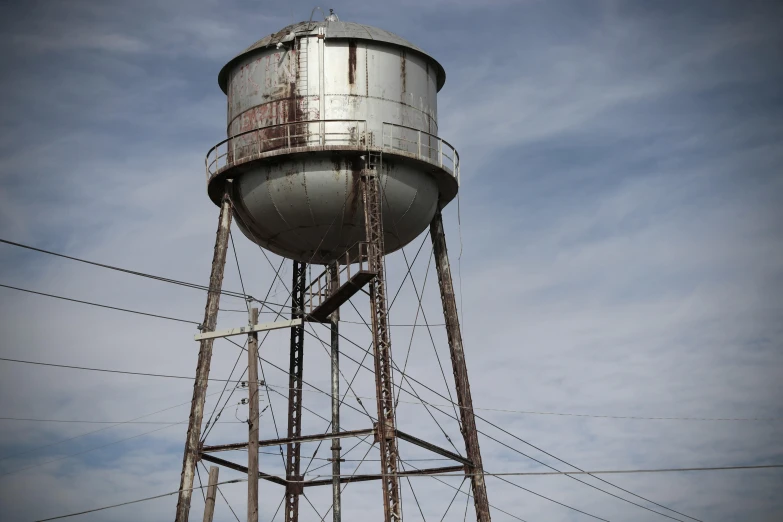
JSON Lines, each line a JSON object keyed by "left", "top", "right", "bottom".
{"left": 218, "top": 20, "right": 446, "bottom": 93}
{"left": 230, "top": 155, "right": 439, "bottom": 263}
{"left": 217, "top": 20, "right": 453, "bottom": 263}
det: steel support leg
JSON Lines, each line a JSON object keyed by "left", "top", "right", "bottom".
{"left": 362, "top": 161, "right": 402, "bottom": 522}
{"left": 175, "top": 192, "right": 233, "bottom": 522}
{"left": 430, "top": 210, "right": 492, "bottom": 522}
{"left": 285, "top": 260, "right": 307, "bottom": 522}
{"left": 329, "top": 263, "right": 342, "bottom": 522}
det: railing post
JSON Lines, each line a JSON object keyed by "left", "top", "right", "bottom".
{"left": 418, "top": 130, "right": 422, "bottom": 157}
{"left": 438, "top": 140, "right": 443, "bottom": 168}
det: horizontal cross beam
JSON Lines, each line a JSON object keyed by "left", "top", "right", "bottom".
{"left": 197, "top": 455, "right": 463, "bottom": 488}
{"left": 194, "top": 318, "right": 303, "bottom": 341}
{"left": 201, "top": 428, "right": 375, "bottom": 453}
{"left": 199, "top": 453, "right": 288, "bottom": 486}
{"left": 302, "top": 465, "right": 466, "bottom": 488}
{"left": 396, "top": 429, "right": 473, "bottom": 467}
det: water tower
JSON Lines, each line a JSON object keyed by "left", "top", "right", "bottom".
{"left": 175, "top": 11, "right": 490, "bottom": 522}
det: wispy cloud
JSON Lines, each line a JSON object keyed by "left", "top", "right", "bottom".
{"left": 0, "top": 0, "right": 781, "bottom": 521}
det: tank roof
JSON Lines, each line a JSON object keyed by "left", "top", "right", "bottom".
{"left": 217, "top": 20, "right": 446, "bottom": 94}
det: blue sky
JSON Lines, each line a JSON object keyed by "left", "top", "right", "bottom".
{"left": 0, "top": 0, "right": 781, "bottom": 521}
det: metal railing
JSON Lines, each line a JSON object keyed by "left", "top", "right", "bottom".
{"left": 381, "top": 122, "right": 460, "bottom": 184}
{"left": 305, "top": 242, "right": 375, "bottom": 315}
{"left": 205, "top": 119, "right": 368, "bottom": 181}
{"left": 205, "top": 119, "right": 460, "bottom": 185}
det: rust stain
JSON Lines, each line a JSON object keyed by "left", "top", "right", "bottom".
{"left": 348, "top": 41, "right": 357, "bottom": 85}
{"left": 400, "top": 51, "right": 407, "bottom": 97}
{"left": 345, "top": 156, "right": 363, "bottom": 223}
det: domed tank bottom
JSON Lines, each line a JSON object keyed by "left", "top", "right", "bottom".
{"left": 230, "top": 153, "right": 439, "bottom": 264}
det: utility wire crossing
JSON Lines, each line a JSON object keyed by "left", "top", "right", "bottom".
{"left": 0, "top": 417, "right": 246, "bottom": 425}
{"left": 0, "top": 356, "right": 252, "bottom": 383}
{"left": 3, "top": 236, "right": 776, "bottom": 521}
{"left": 0, "top": 238, "right": 289, "bottom": 307}
{"left": 32, "top": 465, "right": 783, "bottom": 521}
{"left": 34, "top": 479, "right": 247, "bottom": 521}
{"left": 0, "top": 283, "right": 200, "bottom": 325}
{"left": 1, "top": 354, "right": 779, "bottom": 422}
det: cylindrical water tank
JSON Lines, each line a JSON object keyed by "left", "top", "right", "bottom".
{"left": 206, "top": 18, "right": 459, "bottom": 264}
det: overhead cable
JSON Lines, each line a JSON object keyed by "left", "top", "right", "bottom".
{"left": 31, "top": 463, "right": 783, "bottom": 522}
{"left": 328, "top": 327, "right": 700, "bottom": 522}
{"left": 3, "top": 352, "right": 775, "bottom": 423}
{"left": 0, "top": 283, "right": 200, "bottom": 325}
{"left": 0, "top": 237, "right": 288, "bottom": 307}
{"left": 0, "top": 421, "right": 183, "bottom": 478}
{"left": 0, "top": 356, "right": 252, "bottom": 382}
{"left": 0, "top": 417, "right": 243, "bottom": 425}
{"left": 0, "top": 390, "right": 224, "bottom": 463}
{"left": 34, "top": 478, "right": 246, "bottom": 521}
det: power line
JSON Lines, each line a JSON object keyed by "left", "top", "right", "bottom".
{"left": 399, "top": 460, "right": 529, "bottom": 522}
{"left": 4, "top": 351, "right": 774, "bottom": 424}
{"left": 0, "top": 356, "right": 251, "bottom": 382}
{"left": 238, "top": 335, "right": 608, "bottom": 522}
{"left": 34, "top": 478, "right": 246, "bottom": 521}
{"left": 0, "top": 417, "right": 243, "bottom": 425}
{"left": 328, "top": 328, "right": 700, "bottom": 522}
{"left": 0, "top": 238, "right": 289, "bottom": 307}
{"left": 35, "top": 464, "right": 779, "bottom": 522}
{"left": 0, "top": 390, "right": 224, "bottom": 463}
{"left": 5, "top": 260, "right": 770, "bottom": 422}
{"left": 0, "top": 283, "right": 200, "bottom": 325}
{"left": 0, "top": 421, "right": 184, "bottom": 478}
{"left": 229, "top": 231, "right": 251, "bottom": 314}
{"left": 199, "top": 461, "right": 242, "bottom": 522}
{"left": 477, "top": 464, "right": 783, "bottom": 476}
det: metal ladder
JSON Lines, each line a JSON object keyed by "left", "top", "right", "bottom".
{"left": 361, "top": 153, "right": 402, "bottom": 522}
{"left": 296, "top": 36, "right": 309, "bottom": 135}
{"left": 368, "top": 150, "right": 382, "bottom": 169}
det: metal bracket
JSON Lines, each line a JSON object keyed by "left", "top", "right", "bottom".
{"left": 194, "top": 319, "right": 304, "bottom": 341}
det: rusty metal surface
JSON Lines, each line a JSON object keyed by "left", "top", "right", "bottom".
{"left": 225, "top": 152, "right": 442, "bottom": 264}
{"left": 430, "top": 211, "right": 492, "bottom": 522}
{"left": 218, "top": 21, "right": 445, "bottom": 94}
{"left": 201, "top": 428, "right": 375, "bottom": 453}
{"left": 362, "top": 158, "right": 402, "bottom": 522}
{"left": 224, "top": 35, "right": 439, "bottom": 140}
{"left": 395, "top": 429, "right": 473, "bottom": 467}
{"left": 329, "top": 263, "right": 342, "bottom": 522}
{"left": 211, "top": 20, "right": 457, "bottom": 263}
{"left": 205, "top": 122, "right": 459, "bottom": 184}
{"left": 199, "top": 454, "right": 288, "bottom": 486}
{"left": 302, "top": 465, "right": 465, "bottom": 488}
{"left": 285, "top": 261, "right": 307, "bottom": 522}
